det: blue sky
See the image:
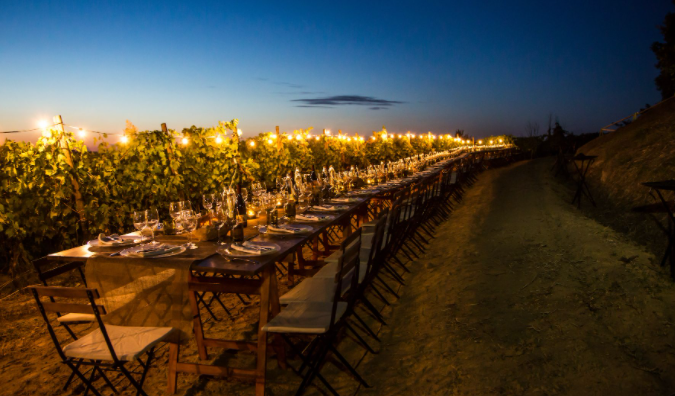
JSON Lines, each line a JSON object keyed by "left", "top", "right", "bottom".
{"left": 0, "top": 0, "right": 671, "bottom": 144}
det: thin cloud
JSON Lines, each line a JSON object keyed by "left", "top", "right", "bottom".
{"left": 292, "top": 95, "right": 403, "bottom": 109}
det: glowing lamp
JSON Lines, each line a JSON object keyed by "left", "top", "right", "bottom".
{"left": 237, "top": 129, "right": 242, "bottom": 136}
{"left": 181, "top": 137, "right": 189, "bottom": 145}
{"left": 121, "top": 135, "right": 129, "bottom": 144}
{"left": 249, "top": 140, "right": 256, "bottom": 147}
{"left": 215, "top": 135, "right": 223, "bottom": 144}
{"left": 267, "top": 138, "right": 273, "bottom": 144}
{"left": 78, "top": 129, "right": 86, "bottom": 138}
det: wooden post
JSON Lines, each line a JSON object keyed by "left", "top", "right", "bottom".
{"left": 276, "top": 126, "right": 282, "bottom": 150}
{"left": 161, "top": 123, "right": 168, "bottom": 133}
{"left": 53, "top": 115, "right": 86, "bottom": 238}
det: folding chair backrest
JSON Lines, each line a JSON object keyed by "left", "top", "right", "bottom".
{"left": 364, "top": 209, "right": 389, "bottom": 281}
{"left": 28, "top": 286, "right": 116, "bottom": 362}
{"left": 330, "top": 228, "right": 362, "bottom": 327}
{"left": 32, "top": 257, "right": 87, "bottom": 287}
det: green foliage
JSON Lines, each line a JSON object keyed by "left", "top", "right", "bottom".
{"left": 0, "top": 121, "right": 509, "bottom": 276}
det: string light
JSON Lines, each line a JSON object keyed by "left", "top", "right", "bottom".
{"left": 315, "top": 136, "right": 320, "bottom": 141}
{"left": 295, "top": 135, "right": 303, "bottom": 141}
{"left": 181, "top": 137, "right": 189, "bottom": 145}
{"left": 271, "top": 133, "right": 277, "bottom": 139}
{"left": 78, "top": 129, "right": 86, "bottom": 138}
{"left": 249, "top": 140, "right": 256, "bottom": 147}
{"left": 478, "top": 140, "right": 483, "bottom": 144}
{"left": 215, "top": 135, "right": 223, "bottom": 144}
{"left": 237, "top": 129, "right": 242, "bottom": 136}
{"left": 267, "top": 138, "right": 273, "bottom": 144}
{"left": 38, "top": 120, "right": 49, "bottom": 129}
{"left": 120, "top": 135, "right": 129, "bottom": 144}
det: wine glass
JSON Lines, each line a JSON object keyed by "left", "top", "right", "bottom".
{"left": 212, "top": 207, "right": 228, "bottom": 245}
{"left": 182, "top": 210, "right": 198, "bottom": 249}
{"left": 203, "top": 194, "right": 214, "bottom": 211}
{"left": 169, "top": 202, "right": 182, "bottom": 220}
{"left": 133, "top": 211, "right": 147, "bottom": 241}
{"left": 146, "top": 209, "right": 159, "bottom": 242}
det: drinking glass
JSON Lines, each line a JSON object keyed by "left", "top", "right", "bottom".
{"left": 213, "top": 207, "right": 228, "bottom": 245}
{"left": 169, "top": 202, "right": 182, "bottom": 220}
{"left": 146, "top": 209, "right": 159, "bottom": 241}
{"left": 183, "top": 210, "right": 198, "bottom": 249}
{"left": 133, "top": 211, "right": 147, "bottom": 241}
{"left": 203, "top": 194, "right": 214, "bottom": 211}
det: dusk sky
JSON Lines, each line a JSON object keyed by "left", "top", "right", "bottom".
{"left": 1, "top": 0, "right": 671, "bottom": 144}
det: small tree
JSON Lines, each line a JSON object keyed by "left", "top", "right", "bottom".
{"left": 652, "top": 1, "right": 675, "bottom": 99}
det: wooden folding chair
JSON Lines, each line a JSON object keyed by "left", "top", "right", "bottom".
{"left": 28, "top": 285, "right": 176, "bottom": 396}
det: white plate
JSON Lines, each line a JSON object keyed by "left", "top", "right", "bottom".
{"left": 120, "top": 245, "right": 186, "bottom": 258}
{"left": 87, "top": 236, "right": 142, "bottom": 247}
{"left": 217, "top": 242, "right": 280, "bottom": 258}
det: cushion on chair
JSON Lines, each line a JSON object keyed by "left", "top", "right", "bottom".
{"left": 63, "top": 325, "right": 175, "bottom": 361}
{"left": 57, "top": 313, "right": 96, "bottom": 323}
{"left": 263, "top": 302, "right": 348, "bottom": 334}
{"left": 280, "top": 272, "right": 353, "bottom": 304}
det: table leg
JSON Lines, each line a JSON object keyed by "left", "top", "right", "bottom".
{"left": 167, "top": 342, "right": 179, "bottom": 394}
{"left": 188, "top": 272, "right": 208, "bottom": 360}
{"left": 268, "top": 271, "right": 287, "bottom": 369}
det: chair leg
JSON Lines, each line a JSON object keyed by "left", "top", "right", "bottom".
{"left": 359, "top": 295, "right": 387, "bottom": 325}
{"left": 64, "top": 361, "right": 102, "bottom": 396}
{"left": 346, "top": 322, "right": 376, "bottom": 354}
{"left": 118, "top": 364, "right": 149, "bottom": 396}
{"left": 328, "top": 344, "right": 370, "bottom": 387}
{"left": 281, "top": 335, "right": 338, "bottom": 396}
{"left": 352, "top": 311, "right": 380, "bottom": 341}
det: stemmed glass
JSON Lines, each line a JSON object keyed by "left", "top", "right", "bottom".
{"left": 212, "top": 207, "right": 228, "bottom": 245}
{"left": 182, "top": 210, "right": 198, "bottom": 249}
{"left": 146, "top": 209, "right": 159, "bottom": 242}
{"left": 133, "top": 211, "right": 147, "bottom": 241}
{"left": 203, "top": 194, "right": 214, "bottom": 212}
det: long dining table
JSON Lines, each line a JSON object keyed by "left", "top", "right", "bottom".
{"left": 37, "top": 148, "right": 509, "bottom": 396}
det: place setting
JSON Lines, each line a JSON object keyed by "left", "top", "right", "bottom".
{"left": 115, "top": 243, "right": 187, "bottom": 258}
{"left": 308, "top": 204, "right": 350, "bottom": 212}
{"left": 216, "top": 241, "right": 281, "bottom": 263}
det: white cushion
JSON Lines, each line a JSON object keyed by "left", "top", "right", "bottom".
{"left": 263, "top": 302, "right": 348, "bottom": 334}
{"left": 280, "top": 273, "right": 353, "bottom": 304}
{"left": 57, "top": 313, "right": 96, "bottom": 323}
{"left": 63, "top": 325, "right": 175, "bottom": 361}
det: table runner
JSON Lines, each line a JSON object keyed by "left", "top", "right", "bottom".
{"left": 85, "top": 239, "right": 218, "bottom": 342}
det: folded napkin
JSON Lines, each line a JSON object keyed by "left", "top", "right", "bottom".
{"left": 229, "top": 243, "right": 262, "bottom": 255}
{"left": 132, "top": 245, "right": 182, "bottom": 257}
{"left": 243, "top": 241, "right": 275, "bottom": 252}
{"left": 268, "top": 225, "right": 303, "bottom": 234}
{"left": 98, "top": 233, "right": 125, "bottom": 246}
{"left": 296, "top": 214, "right": 328, "bottom": 222}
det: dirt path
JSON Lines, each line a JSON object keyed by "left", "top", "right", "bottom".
{"left": 356, "top": 158, "right": 675, "bottom": 396}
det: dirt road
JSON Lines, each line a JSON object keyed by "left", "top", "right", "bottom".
{"left": 356, "top": 158, "right": 675, "bottom": 395}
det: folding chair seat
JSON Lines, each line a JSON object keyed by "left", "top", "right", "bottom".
{"left": 280, "top": 274, "right": 353, "bottom": 304}
{"left": 264, "top": 301, "right": 348, "bottom": 334}
{"left": 63, "top": 325, "right": 173, "bottom": 361}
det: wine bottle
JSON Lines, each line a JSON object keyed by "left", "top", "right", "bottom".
{"left": 310, "top": 164, "right": 318, "bottom": 182}
{"left": 236, "top": 184, "right": 248, "bottom": 227}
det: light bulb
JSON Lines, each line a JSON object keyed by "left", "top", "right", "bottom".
{"left": 249, "top": 140, "right": 255, "bottom": 147}
{"left": 181, "top": 137, "right": 188, "bottom": 145}
{"left": 121, "top": 135, "right": 129, "bottom": 144}
{"left": 78, "top": 129, "right": 86, "bottom": 138}
{"left": 237, "top": 129, "right": 242, "bottom": 136}
{"left": 215, "top": 136, "right": 223, "bottom": 144}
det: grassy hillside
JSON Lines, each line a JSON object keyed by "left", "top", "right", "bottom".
{"left": 576, "top": 98, "right": 675, "bottom": 261}
{"left": 580, "top": 99, "right": 675, "bottom": 207}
